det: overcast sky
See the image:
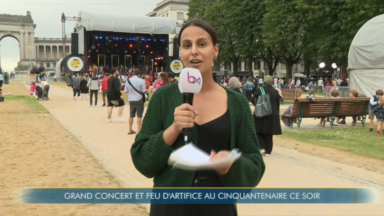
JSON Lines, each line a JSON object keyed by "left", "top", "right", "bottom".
{"left": 0, "top": 0, "right": 160, "bottom": 71}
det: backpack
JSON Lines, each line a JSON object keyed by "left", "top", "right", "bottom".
{"left": 35, "top": 86, "right": 43, "bottom": 97}
{"left": 0, "top": 95, "right": 4, "bottom": 102}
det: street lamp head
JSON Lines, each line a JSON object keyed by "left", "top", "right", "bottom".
{"left": 332, "top": 63, "right": 337, "bottom": 69}
{"left": 319, "top": 62, "right": 326, "bottom": 68}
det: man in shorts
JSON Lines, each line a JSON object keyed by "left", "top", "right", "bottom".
{"left": 106, "top": 69, "right": 125, "bottom": 123}
{"left": 124, "top": 69, "right": 146, "bottom": 134}
{"left": 369, "top": 89, "right": 383, "bottom": 132}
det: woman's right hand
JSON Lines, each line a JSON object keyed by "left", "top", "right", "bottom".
{"left": 171, "top": 104, "right": 199, "bottom": 134}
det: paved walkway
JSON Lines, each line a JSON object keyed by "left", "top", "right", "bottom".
{"left": 33, "top": 84, "right": 384, "bottom": 216}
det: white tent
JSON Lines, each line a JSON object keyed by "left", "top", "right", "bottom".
{"left": 293, "top": 73, "right": 306, "bottom": 78}
{"left": 55, "top": 58, "right": 64, "bottom": 76}
{"left": 348, "top": 14, "right": 384, "bottom": 97}
{"left": 75, "top": 11, "right": 177, "bottom": 35}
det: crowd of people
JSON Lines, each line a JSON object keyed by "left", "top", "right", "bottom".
{"left": 59, "top": 69, "right": 179, "bottom": 135}
{"left": 224, "top": 75, "right": 351, "bottom": 98}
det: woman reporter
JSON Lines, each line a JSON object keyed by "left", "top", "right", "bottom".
{"left": 131, "top": 19, "right": 265, "bottom": 216}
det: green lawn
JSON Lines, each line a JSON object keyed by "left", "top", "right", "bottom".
{"left": 6, "top": 95, "right": 47, "bottom": 113}
{"left": 303, "top": 91, "right": 324, "bottom": 96}
{"left": 282, "top": 128, "right": 384, "bottom": 160}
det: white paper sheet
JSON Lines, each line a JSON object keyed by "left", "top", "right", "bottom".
{"left": 168, "top": 143, "right": 242, "bottom": 171}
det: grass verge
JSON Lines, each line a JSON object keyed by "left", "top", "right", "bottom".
{"left": 5, "top": 95, "right": 47, "bottom": 113}
{"left": 282, "top": 127, "right": 384, "bottom": 160}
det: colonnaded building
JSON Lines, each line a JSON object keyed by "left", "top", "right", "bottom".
{"left": 0, "top": 11, "right": 71, "bottom": 71}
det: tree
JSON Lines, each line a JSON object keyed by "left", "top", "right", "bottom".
{"left": 14, "top": 62, "right": 21, "bottom": 71}
{"left": 263, "top": 0, "right": 305, "bottom": 78}
{"left": 227, "top": 0, "right": 267, "bottom": 77}
{"left": 187, "top": 0, "right": 218, "bottom": 20}
{"left": 204, "top": 0, "right": 242, "bottom": 75}
{"left": 319, "top": 0, "right": 384, "bottom": 78}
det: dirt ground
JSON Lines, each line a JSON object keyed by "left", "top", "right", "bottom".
{"left": 0, "top": 84, "right": 147, "bottom": 216}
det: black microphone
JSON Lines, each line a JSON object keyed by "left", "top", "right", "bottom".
{"left": 178, "top": 68, "right": 203, "bottom": 143}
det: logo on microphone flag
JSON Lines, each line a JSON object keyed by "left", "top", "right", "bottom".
{"left": 178, "top": 68, "right": 203, "bottom": 94}
{"left": 187, "top": 72, "right": 201, "bottom": 85}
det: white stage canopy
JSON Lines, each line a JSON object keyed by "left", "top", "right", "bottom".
{"left": 75, "top": 11, "right": 177, "bottom": 35}
{"left": 55, "top": 58, "right": 64, "bottom": 75}
{"left": 348, "top": 14, "right": 384, "bottom": 97}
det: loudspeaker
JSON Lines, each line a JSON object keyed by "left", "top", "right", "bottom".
{"left": 71, "top": 33, "right": 78, "bottom": 54}
{"left": 173, "top": 37, "right": 179, "bottom": 58}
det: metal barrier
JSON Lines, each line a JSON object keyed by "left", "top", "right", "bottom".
{"left": 10, "top": 75, "right": 64, "bottom": 84}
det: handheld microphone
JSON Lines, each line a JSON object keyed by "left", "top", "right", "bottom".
{"left": 178, "top": 68, "right": 203, "bottom": 143}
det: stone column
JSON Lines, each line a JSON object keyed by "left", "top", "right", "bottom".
{"left": 57, "top": 45, "right": 60, "bottom": 59}
{"left": 19, "top": 32, "right": 24, "bottom": 60}
{"left": 50, "top": 45, "right": 53, "bottom": 59}
{"left": 44, "top": 46, "right": 46, "bottom": 60}
{"left": 36, "top": 45, "right": 39, "bottom": 59}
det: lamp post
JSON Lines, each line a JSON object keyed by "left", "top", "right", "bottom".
{"left": 332, "top": 63, "right": 338, "bottom": 78}
{"left": 319, "top": 62, "right": 326, "bottom": 68}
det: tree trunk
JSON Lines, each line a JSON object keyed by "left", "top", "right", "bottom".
{"left": 248, "top": 55, "right": 253, "bottom": 77}
{"left": 213, "top": 56, "right": 221, "bottom": 72}
{"left": 232, "top": 59, "right": 238, "bottom": 76}
{"left": 341, "top": 56, "right": 347, "bottom": 79}
{"left": 285, "top": 58, "right": 294, "bottom": 79}
{"left": 304, "top": 55, "right": 311, "bottom": 77}
{"left": 268, "top": 65, "right": 273, "bottom": 76}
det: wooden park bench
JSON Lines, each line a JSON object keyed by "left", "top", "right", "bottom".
{"left": 283, "top": 98, "right": 370, "bottom": 129}
{"left": 281, "top": 89, "right": 296, "bottom": 103}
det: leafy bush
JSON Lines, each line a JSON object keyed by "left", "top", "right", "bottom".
{"left": 49, "top": 72, "right": 55, "bottom": 77}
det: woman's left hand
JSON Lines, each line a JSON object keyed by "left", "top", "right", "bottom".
{"left": 209, "top": 150, "right": 233, "bottom": 175}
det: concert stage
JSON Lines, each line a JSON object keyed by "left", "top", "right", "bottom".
{"left": 67, "top": 11, "right": 177, "bottom": 74}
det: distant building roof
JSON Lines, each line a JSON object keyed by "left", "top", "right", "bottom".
{"left": 75, "top": 11, "right": 176, "bottom": 35}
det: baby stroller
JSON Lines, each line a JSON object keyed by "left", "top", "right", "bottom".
{"left": 35, "top": 86, "right": 43, "bottom": 101}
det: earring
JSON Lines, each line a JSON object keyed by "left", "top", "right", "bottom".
{"left": 213, "top": 56, "right": 217, "bottom": 60}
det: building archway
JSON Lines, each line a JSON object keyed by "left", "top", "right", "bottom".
{"left": 0, "top": 11, "right": 36, "bottom": 70}
{"left": 0, "top": 35, "right": 21, "bottom": 71}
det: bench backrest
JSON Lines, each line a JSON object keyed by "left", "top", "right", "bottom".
{"left": 291, "top": 98, "right": 370, "bottom": 118}
{"left": 291, "top": 100, "right": 335, "bottom": 117}
{"left": 336, "top": 98, "right": 370, "bottom": 116}
{"left": 281, "top": 89, "right": 296, "bottom": 99}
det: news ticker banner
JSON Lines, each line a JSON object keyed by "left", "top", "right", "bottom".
{"left": 20, "top": 188, "right": 377, "bottom": 204}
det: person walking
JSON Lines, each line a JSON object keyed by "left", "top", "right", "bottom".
{"left": 101, "top": 73, "right": 110, "bottom": 106}
{"left": 0, "top": 71, "right": 3, "bottom": 88}
{"left": 80, "top": 75, "right": 89, "bottom": 100}
{"left": 106, "top": 69, "right": 125, "bottom": 122}
{"left": 244, "top": 78, "right": 255, "bottom": 102}
{"left": 308, "top": 80, "right": 316, "bottom": 99}
{"left": 88, "top": 73, "right": 100, "bottom": 107}
{"left": 72, "top": 73, "right": 81, "bottom": 100}
{"left": 253, "top": 75, "right": 282, "bottom": 156}
{"left": 124, "top": 69, "right": 147, "bottom": 134}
